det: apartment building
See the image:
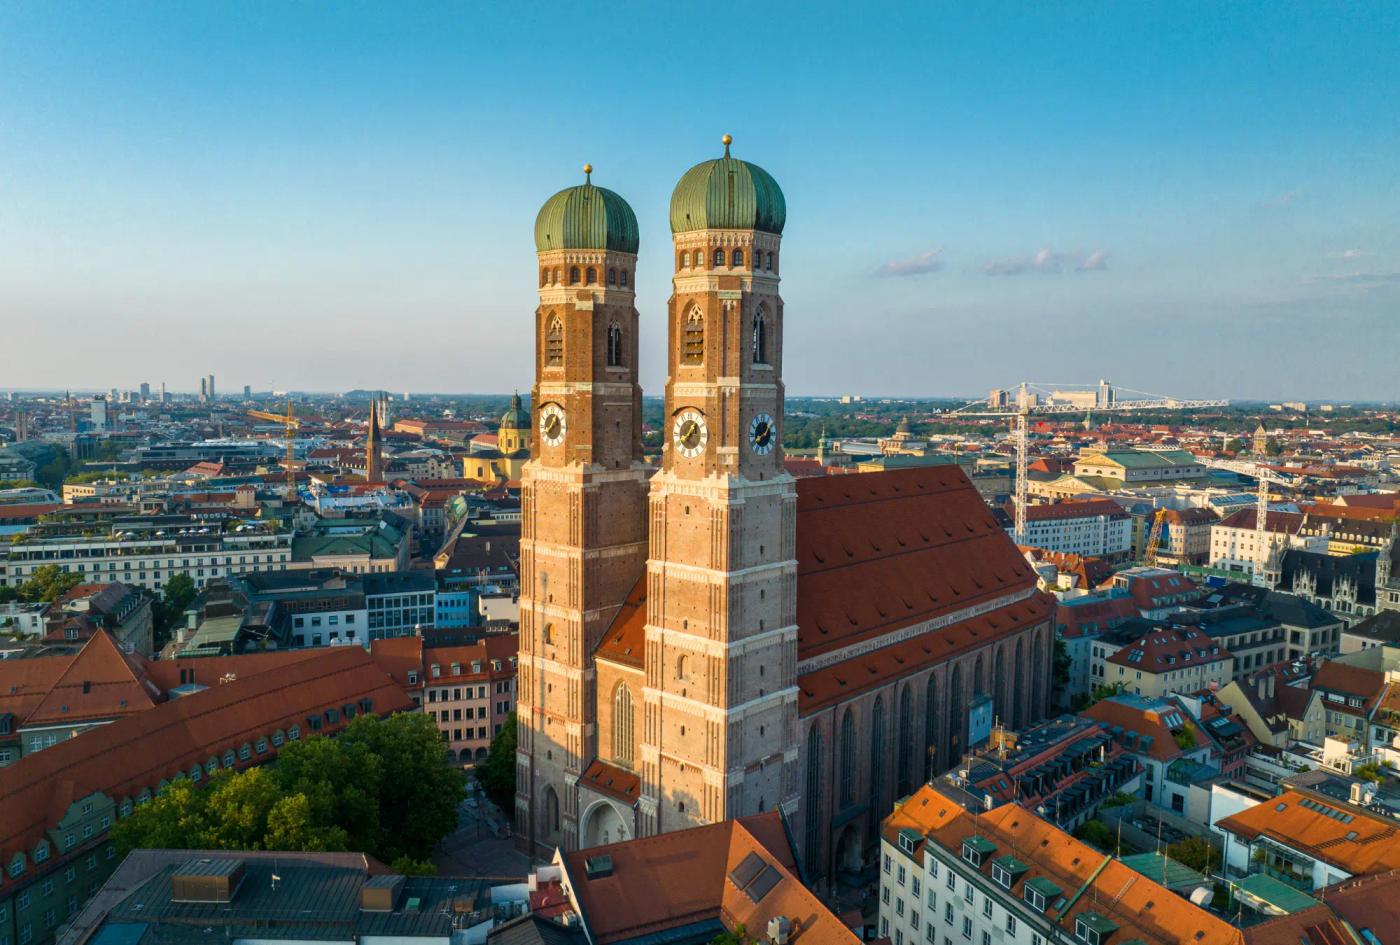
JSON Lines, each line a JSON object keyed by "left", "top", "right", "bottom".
{"left": 878, "top": 783, "right": 1235, "bottom": 945}
{"left": 1, "top": 513, "right": 293, "bottom": 594}
{"left": 370, "top": 633, "right": 517, "bottom": 764}
{"left": 1012, "top": 499, "right": 1132, "bottom": 561}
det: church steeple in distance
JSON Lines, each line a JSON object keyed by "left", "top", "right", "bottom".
{"left": 365, "top": 398, "right": 383, "bottom": 482}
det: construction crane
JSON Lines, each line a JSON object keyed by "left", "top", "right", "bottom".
{"left": 1143, "top": 508, "right": 1168, "bottom": 565}
{"left": 284, "top": 399, "right": 297, "bottom": 502}
{"left": 950, "top": 381, "right": 1229, "bottom": 545}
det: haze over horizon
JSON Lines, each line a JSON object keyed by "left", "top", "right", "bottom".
{"left": 4, "top": 2, "right": 1397, "bottom": 401}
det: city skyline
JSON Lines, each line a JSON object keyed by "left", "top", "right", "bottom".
{"left": 3, "top": 2, "right": 1397, "bottom": 399}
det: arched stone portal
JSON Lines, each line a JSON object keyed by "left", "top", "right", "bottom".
{"left": 835, "top": 822, "right": 863, "bottom": 875}
{"left": 581, "top": 800, "right": 630, "bottom": 848}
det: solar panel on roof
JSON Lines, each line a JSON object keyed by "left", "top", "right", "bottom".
{"left": 744, "top": 865, "right": 782, "bottom": 904}
{"left": 729, "top": 852, "right": 766, "bottom": 891}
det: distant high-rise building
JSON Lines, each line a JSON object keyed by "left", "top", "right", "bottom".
{"left": 199, "top": 377, "right": 208, "bottom": 401}
{"left": 207, "top": 374, "right": 217, "bottom": 401}
{"left": 90, "top": 397, "right": 108, "bottom": 431}
{"left": 243, "top": 384, "right": 252, "bottom": 399}
{"left": 160, "top": 382, "right": 168, "bottom": 404}
{"left": 139, "top": 382, "right": 151, "bottom": 402}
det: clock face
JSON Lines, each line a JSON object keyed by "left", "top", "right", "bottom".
{"left": 539, "top": 403, "right": 566, "bottom": 447}
{"left": 749, "top": 413, "right": 775, "bottom": 455}
{"left": 672, "top": 409, "right": 708, "bottom": 459}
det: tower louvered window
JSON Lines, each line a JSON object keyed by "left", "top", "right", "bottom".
{"left": 546, "top": 316, "right": 563, "bottom": 366}
{"left": 607, "top": 322, "right": 624, "bottom": 367}
{"left": 682, "top": 310, "right": 704, "bottom": 364}
{"left": 752, "top": 306, "right": 768, "bottom": 364}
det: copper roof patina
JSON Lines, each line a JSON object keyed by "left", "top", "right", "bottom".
{"left": 534, "top": 166, "right": 639, "bottom": 254}
{"left": 670, "top": 135, "right": 786, "bottom": 235}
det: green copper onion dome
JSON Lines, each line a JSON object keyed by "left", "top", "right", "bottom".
{"left": 499, "top": 392, "right": 528, "bottom": 431}
{"left": 534, "top": 164, "right": 639, "bottom": 254}
{"left": 670, "top": 135, "right": 786, "bottom": 235}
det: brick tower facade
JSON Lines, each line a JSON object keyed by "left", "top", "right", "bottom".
{"left": 515, "top": 168, "right": 650, "bottom": 853}
{"left": 636, "top": 136, "right": 800, "bottom": 834}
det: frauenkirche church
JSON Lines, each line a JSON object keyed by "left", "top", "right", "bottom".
{"left": 516, "top": 137, "right": 1054, "bottom": 883}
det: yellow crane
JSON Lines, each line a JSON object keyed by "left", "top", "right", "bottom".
{"left": 1143, "top": 507, "right": 1168, "bottom": 564}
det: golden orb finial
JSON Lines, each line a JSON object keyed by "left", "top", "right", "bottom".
{"left": 721, "top": 133, "right": 732, "bottom": 156}
{"left": 583, "top": 163, "right": 592, "bottom": 179}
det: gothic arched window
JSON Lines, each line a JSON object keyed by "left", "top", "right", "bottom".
{"left": 732, "top": 248, "right": 744, "bottom": 267}
{"left": 613, "top": 684, "right": 634, "bottom": 765}
{"left": 545, "top": 786, "right": 560, "bottom": 832}
{"left": 765, "top": 252, "right": 774, "bottom": 271}
{"left": 676, "top": 654, "right": 690, "bottom": 681}
{"left": 607, "top": 322, "right": 624, "bottom": 368}
{"left": 545, "top": 316, "right": 563, "bottom": 367}
{"left": 869, "top": 696, "right": 886, "bottom": 835}
{"left": 804, "top": 724, "right": 823, "bottom": 862}
{"left": 620, "top": 269, "right": 629, "bottom": 287}
{"left": 713, "top": 248, "right": 725, "bottom": 267}
{"left": 586, "top": 267, "right": 597, "bottom": 285}
{"left": 569, "top": 267, "right": 580, "bottom": 285}
{"left": 897, "top": 684, "right": 914, "bottom": 795}
{"left": 682, "top": 309, "right": 704, "bottom": 365}
{"left": 751, "top": 306, "right": 768, "bottom": 364}
{"left": 839, "top": 707, "right": 856, "bottom": 808}
{"left": 607, "top": 268, "right": 617, "bottom": 286}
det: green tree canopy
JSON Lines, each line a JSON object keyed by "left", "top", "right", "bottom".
{"left": 112, "top": 712, "right": 464, "bottom": 863}
{"left": 478, "top": 711, "right": 517, "bottom": 811}
{"left": 1166, "top": 836, "right": 1220, "bottom": 875}
{"left": 16, "top": 564, "right": 82, "bottom": 603}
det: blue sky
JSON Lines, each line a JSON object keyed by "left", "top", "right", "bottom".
{"left": 2, "top": 2, "right": 1397, "bottom": 400}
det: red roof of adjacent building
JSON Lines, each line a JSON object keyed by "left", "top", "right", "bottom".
{"left": 1018, "top": 498, "right": 1128, "bottom": 522}
{"left": 1055, "top": 594, "right": 1140, "bottom": 638}
{"left": 1078, "top": 698, "right": 1205, "bottom": 762}
{"left": 0, "top": 646, "right": 412, "bottom": 868}
{"left": 1218, "top": 790, "right": 1400, "bottom": 877}
{"left": 561, "top": 811, "right": 858, "bottom": 944}
{"left": 1216, "top": 508, "right": 1307, "bottom": 533}
{"left": 886, "top": 788, "right": 1237, "bottom": 945}
{"left": 1106, "top": 626, "right": 1231, "bottom": 674}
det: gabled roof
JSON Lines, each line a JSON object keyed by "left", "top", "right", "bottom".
{"left": 23, "top": 630, "right": 161, "bottom": 725}
{"left": 885, "top": 786, "right": 1236, "bottom": 945}
{"left": 1308, "top": 661, "right": 1384, "bottom": 706}
{"left": 561, "top": 811, "right": 856, "bottom": 944}
{"left": 1106, "top": 626, "right": 1230, "bottom": 674}
{"left": 598, "top": 466, "right": 1046, "bottom": 691}
{"left": 1216, "top": 508, "right": 1306, "bottom": 533}
{"left": 796, "top": 466, "right": 1037, "bottom": 661}
{"left": 1216, "top": 790, "right": 1400, "bottom": 876}
{"left": 0, "top": 646, "right": 411, "bottom": 866}
{"left": 1079, "top": 697, "right": 1202, "bottom": 762}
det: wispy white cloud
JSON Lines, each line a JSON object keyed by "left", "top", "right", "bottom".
{"left": 1327, "top": 248, "right": 1370, "bottom": 260}
{"left": 1077, "top": 250, "right": 1109, "bottom": 272}
{"left": 1312, "top": 270, "right": 1400, "bottom": 286}
{"left": 1260, "top": 190, "right": 1300, "bottom": 208}
{"left": 982, "top": 248, "right": 1108, "bottom": 276}
{"left": 876, "top": 248, "right": 944, "bottom": 277}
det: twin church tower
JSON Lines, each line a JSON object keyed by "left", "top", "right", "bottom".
{"left": 516, "top": 137, "right": 799, "bottom": 852}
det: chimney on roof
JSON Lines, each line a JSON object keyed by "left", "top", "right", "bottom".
{"left": 360, "top": 874, "right": 406, "bottom": 912}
